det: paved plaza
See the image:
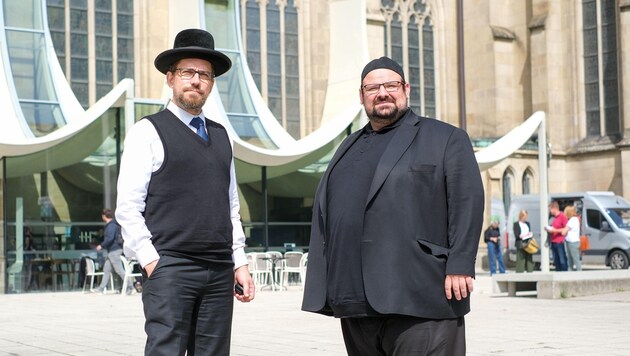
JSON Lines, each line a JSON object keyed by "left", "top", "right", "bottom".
{"left": 1, "top": 272, "right": 629, "bottom": 355}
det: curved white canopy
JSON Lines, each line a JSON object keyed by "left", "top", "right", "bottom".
{"left": 474, "top": 111, "right": 545, "bottom": 171}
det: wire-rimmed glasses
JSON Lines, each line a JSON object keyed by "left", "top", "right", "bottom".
{"left": 173, "top": 68, "right": 214, "bottom": 83}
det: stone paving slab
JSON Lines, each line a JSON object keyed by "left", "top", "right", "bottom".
{"left": 0, "top": 273, "right": 629, "bottom": 355}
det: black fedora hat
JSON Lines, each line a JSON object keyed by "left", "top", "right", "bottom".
{"left": 154, "top": 28, "right": 232, "bottom": 77}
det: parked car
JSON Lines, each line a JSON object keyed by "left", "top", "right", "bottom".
{"left": 506, "top": 192, "right": 630, "bottom": 269}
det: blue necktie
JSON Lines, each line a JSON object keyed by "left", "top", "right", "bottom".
{"left": 190, "top": 117, "right": 208, "bottom": 142}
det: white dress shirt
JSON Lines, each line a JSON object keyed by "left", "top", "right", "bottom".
{"left": 115, "top": 101, "right": 247, "bottom": 269}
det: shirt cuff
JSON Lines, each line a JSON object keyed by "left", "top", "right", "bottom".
{"left": 136, "top": 243, "right": 160, "bottom": 269}
{"left": 232, "top": 247, "right": 247, "bottom": 270}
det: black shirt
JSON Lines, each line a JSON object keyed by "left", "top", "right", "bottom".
{"left": 325, "top": 120, "right": 401, "bottom": 317}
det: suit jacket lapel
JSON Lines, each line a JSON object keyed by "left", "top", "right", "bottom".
{"left": 365, "top": 111, "right": 422, "bottom": 208}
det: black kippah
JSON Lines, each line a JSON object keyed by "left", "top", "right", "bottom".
{"left": 360, "top": 56, "right": 405, "bottom": 83}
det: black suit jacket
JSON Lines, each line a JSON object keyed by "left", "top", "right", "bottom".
{"left": 302, "top": 109, "right": 484, "bottom": 319}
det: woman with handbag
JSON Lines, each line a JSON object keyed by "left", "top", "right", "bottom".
{"left": 564, "top": 205, "right": 582, "bottom": 271}
{"left": 513, "top": 210, "right": 535, "bottom": 273}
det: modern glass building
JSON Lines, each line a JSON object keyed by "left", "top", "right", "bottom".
{"left": 0, "top": 0, "right": 365, "bottom": 293}
{"left": 3, "top": 0, "right": 630, "bottom": 293}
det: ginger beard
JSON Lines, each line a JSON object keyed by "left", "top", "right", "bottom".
{"left": 167, "top": 58, "right": 214, "bottom": 115}
{"left": 174, "top": 87, "right": 209, "bottom": 114}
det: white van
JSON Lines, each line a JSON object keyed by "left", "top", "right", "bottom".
{"left": 506, "top": 192, "right": 630, "bottom": 269}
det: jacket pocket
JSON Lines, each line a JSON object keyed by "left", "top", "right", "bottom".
{"left": 409, "top": 163, "right": 436, "bottom": 173}
{"left": 417, "top": 239, "right": 450, "bottom": 258}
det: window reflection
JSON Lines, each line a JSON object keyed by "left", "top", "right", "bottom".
{"left": 244, "top": 1, "right": 262, "bottom": 89}
{"left": 19, "top": 102, "right": 63, "bottom": 135}
{"left": 606, "top": 208, "right": 630, "bottom": 229}
{"left": 3, "top": 0, "right": 43, "bottom": 29}
{"left": 6, "top": 31, "right": 54, "bottom": 100}
{"left": 215, "top": 53, "right": 255, "bottom": 114}
{"left": 214, "top": 52, "right": 275, "bottom": 149}
{"left": 228, "top": 114, "right": 277, "bottom": 149}
{"left": 4, "top": 10, "right": 64, "bottom": 136}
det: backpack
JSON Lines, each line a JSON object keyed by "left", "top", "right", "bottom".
{"left": 115, "top": 221, "right": 124, "bottom": 247}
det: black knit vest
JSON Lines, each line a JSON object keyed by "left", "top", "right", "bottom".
{"left": 143, "top": 110, "right": 233, "bottom": 262}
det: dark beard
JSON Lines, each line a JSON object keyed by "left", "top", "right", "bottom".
{"left": 367, "top": 106, "right": 399, "bottom": 122}
{"left": 367, "top": 104, "right": 406, "bottom": 125}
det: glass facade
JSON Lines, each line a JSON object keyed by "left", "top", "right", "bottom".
{"left": 1, "top": 1, "right": 148, "bottom": 294}
{"left": 4, "top": 1, "right": 65, "bottom": 137}
{"left": 206, "top": 0, "right": 313, "bottom": 251}
{"left": 3, "top": 107, "right": 125, "bottom": 293}
{"left": 205, "top": 1, "right": 276, "bottom": 149}
{"left": 0, "top": 99, "right": 166, "bottom": 294}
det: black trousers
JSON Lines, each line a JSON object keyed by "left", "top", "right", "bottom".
{"left": 341, "top": 315, "right": 466, "bottom": 356}
{"left": 142, "top": 255, "right": 234, "bottom": 356}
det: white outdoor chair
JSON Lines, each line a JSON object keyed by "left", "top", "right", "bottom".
{"left": 119, "top": 255, "right": 142, "bottom": 296}
{"left": 299, "top": 252, "right": 308, "bottom": 288}
{"left": 246, "top": 252, "right": 256, "bottom": 274}
{"left": 280, "top": 251, "right": 304, "bottom": 287}
{"left": 82, "top": 257, "right": 113, "bottom": 293}
{"left": 250, "top": 252, "right": 273, "bottom": 290}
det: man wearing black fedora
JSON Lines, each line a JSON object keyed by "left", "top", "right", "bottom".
{"left": 116, "top": 28, "right": 255, "bottom": 355}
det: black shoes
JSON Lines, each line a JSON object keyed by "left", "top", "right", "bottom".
{"left": 133, "top": 281, "right": 143, "bottom": 293}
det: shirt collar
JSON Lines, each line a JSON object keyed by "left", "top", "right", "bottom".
{"left": 167, "top": 101, "right": 205, "bottom": 127}
{"left": 364, "top": 115, "right": 404, "bottom": 135}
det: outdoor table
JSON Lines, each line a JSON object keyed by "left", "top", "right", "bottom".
{"left": 261, "top": 256, "right": 285, "bottom": 291}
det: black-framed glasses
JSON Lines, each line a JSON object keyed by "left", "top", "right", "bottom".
{"left": 362, "top": 80, "right": 404, "bottom": 95}
{"left": 173, "top": 68, "right": 214, "bottom": 83}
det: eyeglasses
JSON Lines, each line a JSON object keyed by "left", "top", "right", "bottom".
{"left": 362, "top": 80, "right": 404, "bottom": 95}
{"left": 173, "top": 68, "right": 214, "bottom": 83}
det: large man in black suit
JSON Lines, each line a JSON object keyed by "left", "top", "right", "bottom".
{"left": 302, "top": 57, "right": 484, "bottom": 355}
